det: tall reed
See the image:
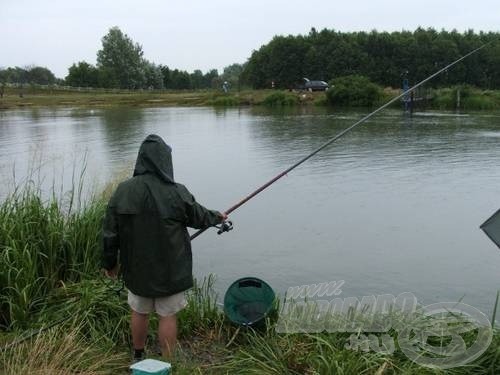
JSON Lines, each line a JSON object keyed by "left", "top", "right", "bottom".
{"left": 0, "top": 323, "right": 128, "bottom": 374}
{"left": 0, "top": 182, "right": 106, "bottom": 329}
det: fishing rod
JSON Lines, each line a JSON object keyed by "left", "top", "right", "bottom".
{"left": 190, "top": 42, "right": 491, "bottom": 241}
{"left": 0, "top": 43, "right": 491, "bottom": 354}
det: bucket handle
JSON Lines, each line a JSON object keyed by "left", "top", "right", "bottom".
{"left": 239, "top": 279, "right": 262, "bottom": 288}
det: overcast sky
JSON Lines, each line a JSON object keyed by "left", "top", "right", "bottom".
{"left": 1, "top": 0, "right": 498, "bottom": 78}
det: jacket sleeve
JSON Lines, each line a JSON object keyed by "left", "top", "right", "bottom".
{"left": 102, "top": 197, "right": 119, "bottom": 270}
{"left": 181, "top": 188, "right": 224, "bottom": 229}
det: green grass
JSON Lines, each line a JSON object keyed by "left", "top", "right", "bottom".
{"left": 0, "top": 184, "right": 106, "bottom": 329}
{"left": 0, "top": 86, "right": 320, "bottom": 109}
{"left": 431, "top": 86, "right": 500, "bottom": 110}
{"left": 1, "top": 324, "right": 128, "bottom": 375}
{"left": 3, "top": 85, "right": 500, "bottom": 111}
{"left": 262, "top": 91, "right": 299, "bottom": 106}
{"left": 208, "top": 94, "right": 240, "bottom": 107}
{"left": 1, "top": 181, "right": 499, "bottom": 374}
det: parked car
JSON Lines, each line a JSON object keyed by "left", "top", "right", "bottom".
{"left": 297, "top": 78, "right": 329, "bottom": 91}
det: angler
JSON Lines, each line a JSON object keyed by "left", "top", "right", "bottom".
{"left": 101, "top": 134, "right": 228, "bottom": 361}
{"left": 100, "top": 43, "right": 491, "bottom": 365}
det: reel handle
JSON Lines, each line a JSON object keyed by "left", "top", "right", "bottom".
{"left": 217, "top": 220, "right": 233, "bottom": 235}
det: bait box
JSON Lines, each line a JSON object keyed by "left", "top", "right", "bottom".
{"left": 130, "top": 359, "right": 171, "bottom": 375}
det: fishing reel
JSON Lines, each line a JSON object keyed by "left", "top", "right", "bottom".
{"left": 216, "top": 220, "right": 233, "bottom": 235}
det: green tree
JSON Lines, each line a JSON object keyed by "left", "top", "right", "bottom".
{"left": 159, "top": 65, "right": 171, "bottom": 88}
{"left": 97, "top": 67, "right": 119, "bottom": 88}
{"left": 221, "top": 63, "right": 244, "bottom": 88}
{"left": 190, "top": 69, "right": 204, "bottom": 89}
{"left": 143, "top": 62, "right": 164, "bottom": 89}
{"left": 0, "top": 69, "right": 7, "bottom": 84}
{"left": 96, "top": 27, "right": 146, "bottom": 89}
{"left": 65, "top": 62, "right": 98, "bottom": 87}
{"left": 203, "top": 69, "right": 219, "bottom": 89}
{"left": 482, "top": 41, "right": 500, "bottom": 88}
{"left": 26, "top": 66, "right": 56, "bottom": 85}
{"left": 0, "top": 67, "right": 29, "bottom": 84}
{"left": 242, "top": 28, "right": 500, "bottom": 89}
{"left": 247, "top": 35, "right": 309, "bottom": 88}
{"left": 0, "top": 66, "right": 57, "bottom": 85}
{"left": 169, "top": 69, "right": 191, "bottom": 89}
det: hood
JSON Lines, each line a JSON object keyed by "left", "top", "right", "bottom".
{"left": 133, "top": 134, "right": 174, "bottom": 183}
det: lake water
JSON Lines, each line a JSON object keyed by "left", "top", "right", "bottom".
{"left": 1, "top": 106, "right": 499, "bottom": 317}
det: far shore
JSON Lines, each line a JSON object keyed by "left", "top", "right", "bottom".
{"left": 1, "top": 86, "right": 499, "bottom": 111}
{"left": 1, "top": 86, "right": 330, "bottom": 109}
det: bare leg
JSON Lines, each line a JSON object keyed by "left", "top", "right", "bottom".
{"left": 158, "top": 314, "right": 177, "bottom": 358}
{"left": 131, "top": 310, "right": 149, "bottom": 350}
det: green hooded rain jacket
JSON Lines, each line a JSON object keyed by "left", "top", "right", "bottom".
{"left": 102, "top": 134, "right": 223, "bottom": 297}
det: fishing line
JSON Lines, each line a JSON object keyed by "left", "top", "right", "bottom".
{"left": 1, "top": 41, "right": 492, "bottom": 353}
{"left": 190, "top": 41, "right": 493, "bottom": 240}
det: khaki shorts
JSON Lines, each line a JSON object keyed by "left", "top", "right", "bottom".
{"left": 127, "top": 290, "right": 187, "bottom": 317}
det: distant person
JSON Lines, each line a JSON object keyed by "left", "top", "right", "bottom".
{"left": 222, "top": 81, "right": 229, "bottom": 93}
{"left": 102, "top": 134, "right": 227, "bottom": 362}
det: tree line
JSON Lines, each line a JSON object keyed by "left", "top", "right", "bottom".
{"left": 65, "top": 28, "right": 244, "bottom": 90}
{"left": 242, "top": 28, "right": 500, "bottom": 89}
{"left": 0, "top": 27, "right": 243, "bottom": 91}
{"left": 0, "top": 66, "right": 58, "bottom": 86}
{"left": 2, "top": 27, "right": 499, "bottom": 91}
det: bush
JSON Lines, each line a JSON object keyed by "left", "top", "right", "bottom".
{"left": 433, "top": 86, "right": 499, "bottom": 110}
{"left": 326, "top": 75, "right": 382, "bottom": 107}
{"left": 262, "top": 91, "right": 298, "bottom": 106}
{"left": 209, "top": 95, "right": 239, "bottom": 106}
{"left": 432, "top": 87, "right": 455, "bottom": 109}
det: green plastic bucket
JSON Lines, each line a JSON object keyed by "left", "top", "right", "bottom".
{"left": 223, "top": 277, "right": 275, "bottom": 326}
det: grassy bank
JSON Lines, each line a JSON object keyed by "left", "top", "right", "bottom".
{"left": 1, "top": 184, "right": 499, "bottom": 374}
{"left": 0, "top": 86, "right": 325, "bottom": 110}
{"left": 431, "top": 86, "right": 500, "bottom": 111}
{"left": 2, "top": 84, "right": 500, "bottom": 111}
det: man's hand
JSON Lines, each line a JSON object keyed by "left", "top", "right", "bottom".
{"left": 103, "top": 264, "right": 119, "bottom": 279}
{"left": 220, "top": 212, "right": 228, "bottom": 221}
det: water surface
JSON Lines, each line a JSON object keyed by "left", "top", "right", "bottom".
{"left": 1, "top": 106, "right": 499, "bottom": 316}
